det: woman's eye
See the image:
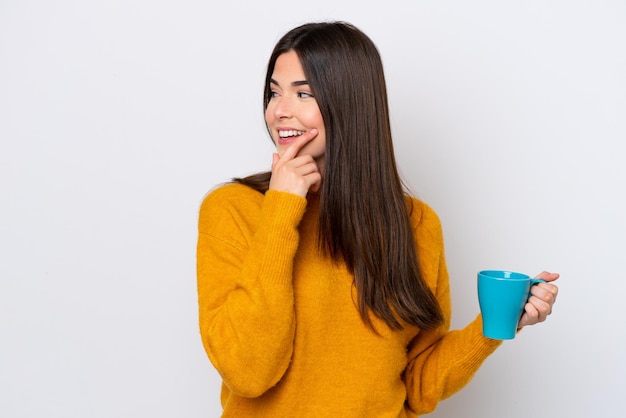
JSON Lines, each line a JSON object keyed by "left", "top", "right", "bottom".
{"left": 298, "top": 91, "right": 314, "bottom": 98}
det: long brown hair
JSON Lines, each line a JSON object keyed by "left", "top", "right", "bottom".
{"left": 235, "top": 22, "right": 443, "bottom": 331}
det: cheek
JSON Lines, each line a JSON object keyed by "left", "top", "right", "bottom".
{"left": 304, "top": 107, "right": 323, "bottom": 127}
{"left": 303, "top": 134, "right": 326, "bottom": 155}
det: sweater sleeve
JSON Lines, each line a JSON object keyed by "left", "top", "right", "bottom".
{"left": 403, "top": 203, "right": 502, "bottom": 415}
{"left": 196, "top": 186, "right": 307, "bottom": 398}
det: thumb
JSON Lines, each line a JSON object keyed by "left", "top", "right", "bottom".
{"left": 535, "top": 271, "right": 560, "bottom": 282}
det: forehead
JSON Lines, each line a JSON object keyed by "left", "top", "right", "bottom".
{"left": 272, "top": 51, "right": 306, "bottom": 81}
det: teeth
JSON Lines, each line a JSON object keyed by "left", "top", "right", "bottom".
{"left": 279, "top": 130, "right": 304, "bottom": 138}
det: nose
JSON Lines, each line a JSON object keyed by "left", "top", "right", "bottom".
{"left": 273, "top": 96, "right": 293, "bottom": 119}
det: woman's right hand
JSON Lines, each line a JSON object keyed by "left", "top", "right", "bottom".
{"left": 269, "top": 129, "right": 322, "bottom": 197}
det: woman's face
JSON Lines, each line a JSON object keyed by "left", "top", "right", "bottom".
{"left": 265, "top": 51, "right": 326, "bottom": 171}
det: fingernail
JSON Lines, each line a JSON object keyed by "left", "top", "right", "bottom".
{"left": 310, "top": 128, "right": 318, "bottom": 135}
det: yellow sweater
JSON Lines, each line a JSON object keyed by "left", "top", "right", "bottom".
{"left": 197, "top": 183, "right": 501, "bottom": 417}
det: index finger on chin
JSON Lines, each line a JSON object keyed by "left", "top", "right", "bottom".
{"left": 280, "top": 129, "right": 318, "bottom": 160}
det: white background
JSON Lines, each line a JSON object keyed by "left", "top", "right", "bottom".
{"left": 1, "top": 1, "right": 624, "bottom": 417}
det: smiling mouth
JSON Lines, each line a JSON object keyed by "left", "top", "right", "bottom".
{"left": 278, "top": 130, "right": 305, "bottom": 139}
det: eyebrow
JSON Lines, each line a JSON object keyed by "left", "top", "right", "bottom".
{"left": 270, "top": 78, "right": 309, "bottom": 87}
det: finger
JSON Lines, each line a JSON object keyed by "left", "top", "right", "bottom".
{"left": 528, "top": 294, "right": 552, "bottom": 317}
{"left": 289, "top": 154, "right": 320, "bottom": 170}
{"left": 533, "top": 282, "right": 559, "bottom": 302}
{"left": 279, "top": 129, "right": 319, "bottom": 161}
{"left": 519, "top": 279, "right": 558, "bottom": 328}
{"left": 530, "top": 285, "right": 557, "bottom": 310}
{"left": 297, "top": 160, "right": 322, "bottom": 193}
{"left": 534, "top": 271, "right": 560, "bottom": 282}
{"left": 519, "top": 300, "right": 545, "bottom": 327}
{"left": 518, "top": 303, "right": 538, "bottom": 327}
{"left": 305, "top": 171, "right": 322, "bottom": 192}
{"left": 290, "top": 161, "right": 321, "bottom": 187}
{"left": 272, "top": 155, "right": 317, "bottom": 178}
{"left": 269, "top": 155, "right": 321, "bottom": 197}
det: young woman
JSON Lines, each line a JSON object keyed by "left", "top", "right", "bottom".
{"left": 196, "top": 21, "right": 558, "bottom": 417}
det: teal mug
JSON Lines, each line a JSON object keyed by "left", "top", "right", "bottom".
{"left": 477, "top": 270, "right": 545, "bottom": 340}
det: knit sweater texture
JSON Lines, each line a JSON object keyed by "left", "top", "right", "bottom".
{"left": 196, "top": 183, "right": 502, "bottom": 417}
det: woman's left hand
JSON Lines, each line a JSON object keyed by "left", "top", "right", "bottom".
{"left": 518, "top": 271, "right": 559, "bottom": 328}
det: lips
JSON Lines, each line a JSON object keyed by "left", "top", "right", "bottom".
{"left": 277, "top": 129, "right": 304, "bottom": 145}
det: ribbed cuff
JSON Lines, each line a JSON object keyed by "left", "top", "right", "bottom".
{"left": 456, "top": 315, "right": 503, "bottom": 372}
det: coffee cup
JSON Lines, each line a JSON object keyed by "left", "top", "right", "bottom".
{"left": 477, "top": 270, "right": 545, "bottom": 340}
